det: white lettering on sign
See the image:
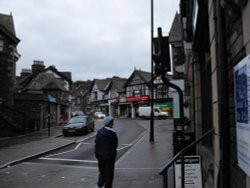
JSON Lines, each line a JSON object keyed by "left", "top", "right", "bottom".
{"left": 174, "top": 156, "right": 203, "bottom": 188}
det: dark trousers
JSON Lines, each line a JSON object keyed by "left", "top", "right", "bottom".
{"left": 97, "top": 160, "right": 115, "bottom": 188}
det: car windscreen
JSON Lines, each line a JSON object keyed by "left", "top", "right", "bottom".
{"left": 68, "top": 116, "right": 86, "bottom": 124}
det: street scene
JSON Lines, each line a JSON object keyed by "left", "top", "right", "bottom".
{"left": 0, "top": 119, "right": 174, "bottom": 188}
{"left": 1, "top": 0, "right": 250, "bottom": 188}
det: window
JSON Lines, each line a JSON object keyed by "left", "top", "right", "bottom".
{"left": 0, "top": 40, "right": 3, "bottom": 51}
{"left": 93, "top": 92, "right": 98, "bottom": 100}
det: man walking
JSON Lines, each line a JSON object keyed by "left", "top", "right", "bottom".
{"left": 95, "top": 116, "right": 118, "bottom": 188}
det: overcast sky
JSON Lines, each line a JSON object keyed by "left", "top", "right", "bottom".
{"left": 1, "top": 0, "right": 179, "bottom": 81}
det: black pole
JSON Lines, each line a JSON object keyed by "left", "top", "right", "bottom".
{"left": 215, "top": 2, "right": 230, "bottom": 187}
{"left": 150, "top": 0, "right": 154, "bottom": 142}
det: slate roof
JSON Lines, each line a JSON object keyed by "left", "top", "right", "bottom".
{"left": 124, "top": 69, "right": 151, "bottom": 87}
{"left": 95, "top": 78, "right": 111, "bottom": 91}
{"left": 72, "top": 85, "right": 86, "bottom": 96}
{"left": 137, "top": 70, "right": 151, "bottom": 82}
{"left": 23, "top": 72, "right": 66, "bottom": 92}
{"left": 111, "top": 77, "right": 127, "bottom": 92}
{"left": 0, "top": 13, "right": 20, "bottom": 43}
{"left": 46, "top": 66, "right": 72, "bottom": 83}
{"left": 0, "top": 13, "right": 16, "bottom": 35}
{"left": 169, "top": 12, "right": 183, "bottom": 43}
{"left": 90, "top": 76, "right": 127, "bottom": 94}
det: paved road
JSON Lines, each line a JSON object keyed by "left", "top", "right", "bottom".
{"left": 0, "top": 118, "right": 174, "bottom": 188}
{"left": 30, "top": 118, "right": 146, "bottom": 167}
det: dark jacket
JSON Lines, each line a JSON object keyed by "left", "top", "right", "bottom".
{"left": 95, "top": 126, "right": 118, "bottom": 161}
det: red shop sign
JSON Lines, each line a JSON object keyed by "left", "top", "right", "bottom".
{"left": 126, "top": 96, "right": 150, "bottom": 102}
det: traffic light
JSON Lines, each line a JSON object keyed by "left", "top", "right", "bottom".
{"left": 153, "top": 27, "right": 170, "bottom": 76}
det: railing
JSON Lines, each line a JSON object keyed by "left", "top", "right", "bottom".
{"left": 159, "top": 128, "right": 214, "bottom": 188}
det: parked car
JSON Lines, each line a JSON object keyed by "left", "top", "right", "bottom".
{"left": 63, "top": 115, "right": 95, "bottom": 136}
{"left": 138, "top": 106, "right": 168, "bottom": 120}
{"left": 94, "top": 112, "right": 106, "bottom": 119}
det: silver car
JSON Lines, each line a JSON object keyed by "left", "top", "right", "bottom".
{"left": 94, "top": 112, "right": 106, "bottom": 119}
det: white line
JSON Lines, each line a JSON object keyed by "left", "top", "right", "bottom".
{"left": 39, "top": 157, "right": 98, "bottom": 163}
{"left": 80, "top": 142, "right": 91, "bottom": 145}
{"left": 116, "top": 167, "right": 162, "bottom": 170}
{"left": 45, "top": 143, "right": 83, "bottom": 158}
{"left": 44, "top": 149, "right": 76, "bottom": 158}
{"left": 123, "top": 144, "right": 132, "bottom": 146}
{"left": 74, "top": 143, "right": 82, "bottom": 150}
{"left": 117, "top": 145, "right": 131, "bottom": 151}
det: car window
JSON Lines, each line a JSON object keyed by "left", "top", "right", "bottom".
{"left": 68, "top": 116, "right": 86, "bottom": 124}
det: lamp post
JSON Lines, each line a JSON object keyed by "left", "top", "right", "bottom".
{"left": 150, "top": 0, "right": 155, "bottom": 142}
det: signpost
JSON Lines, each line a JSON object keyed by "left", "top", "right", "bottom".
{"left": 234, "top": 54, "right": 250, "bottom": 175}
{"left": 47, "top": 95, "right": 57, "bottom": 137}
{"left": 174, "top": 156, "right": 203, "bottom": 188}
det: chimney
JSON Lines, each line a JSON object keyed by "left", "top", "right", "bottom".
{"left": 32, "top": 60, "right": 45, "bottom": 75}
{"left": 20, "top": 69, "right": 32, "bottom": 78}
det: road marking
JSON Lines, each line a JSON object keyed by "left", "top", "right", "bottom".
{"left": 44, "top": 149, "right": 76, "bottom": 158}
{"left": 74, "top": 143, "right": 82, "bottom": 150}
{"left": 44, "top": 143, "right": 83, "bottom": 158}
{"left": 80, "top": 142, "right": 91, "bottom": 145}
{"left": 77, "top": 134, "right": 96, "bottom": 143}
{"left": 117, "top": 144, "right": 132, "bottom": 151}
{"left": 39, "top": 157, "right": 98, "bottom": 163}
{"left": 123, "top": 144, "right": 132, "bottom": 146}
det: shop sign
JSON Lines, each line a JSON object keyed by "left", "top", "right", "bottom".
{"left": 116, "top": 97, "right": 126, "bottom": 103}
{"left": 126, "top": 96, "right": 150, "bottom": 102}
{"left": 174, "top": 155, "right": 203, "bottom": 188}
{"left": 234, "top": 55, "right": 250, "bottom": 176}
{"left": 48, "top": 95, "right": 57, "bottom": 103}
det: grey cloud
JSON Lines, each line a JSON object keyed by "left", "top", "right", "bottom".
{"left": 1, "top": 0, "right": 179, "bottom": 81}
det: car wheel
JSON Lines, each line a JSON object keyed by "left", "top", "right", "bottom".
{"left": 63, "top": 133, "right": 68, "bottom": 137}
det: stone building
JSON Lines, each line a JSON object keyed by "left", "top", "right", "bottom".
{"left": 0, "top": 13, "right": 23, "bottom": 136}
{"left": 0, "top": 13, "right": 20, "bottom": 107}
{"left": 15, "top": 61, "right": 72, "bottom": 132}
{"left": 178, "top": 0, "right": 250, "bottom": 187}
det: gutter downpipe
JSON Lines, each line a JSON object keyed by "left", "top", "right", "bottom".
{"left": 215, "top": 1, "right": 230, "bottom": 187}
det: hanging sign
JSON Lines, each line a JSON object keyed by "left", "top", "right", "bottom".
{"left": 234, "top": 54, "right": 250, "bottom": 175}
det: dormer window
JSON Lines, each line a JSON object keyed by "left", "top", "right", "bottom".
{"left": 0, "top": 40, "right": 3, "bottom": 51}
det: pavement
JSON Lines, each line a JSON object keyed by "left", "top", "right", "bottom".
{"left": 0, "top": 119, "right": 174, "bottom": 188}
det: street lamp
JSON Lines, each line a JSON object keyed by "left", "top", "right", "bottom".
{"left": 150, "top": 0, "right": 155, "bottom": 142}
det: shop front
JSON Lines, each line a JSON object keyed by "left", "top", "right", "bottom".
{"left": 117, "top": 95, "right": 150, "bottom": 118}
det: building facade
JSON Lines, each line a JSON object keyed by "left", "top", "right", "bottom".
{"left": 89, "top": 77, "right": 127, "bottom": 116}
{"left": 15, "top": 61, "right": 72, "bottom": 131}
{"left": 117, "top": 69, "right": 174, "bottom": 118}
{"left": 179, "top": 0, "right": 250, "bottom": 187}
{"left": 0, "top": 13, "right": 20, "bottom": 107}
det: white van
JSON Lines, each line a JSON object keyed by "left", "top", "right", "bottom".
{"left": 138, "top": 106, "right": 168, "bottom": 120}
